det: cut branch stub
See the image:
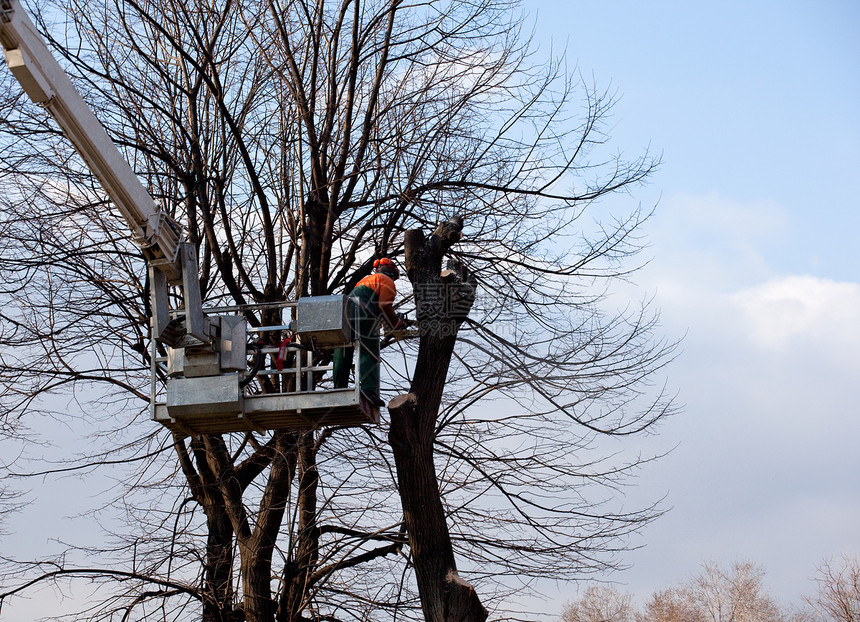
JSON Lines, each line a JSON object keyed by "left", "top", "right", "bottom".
{"left": 404, "top": 215, "right": 475, "bottom": 338}
{"left": 387, "top": 392, "right": 418, "bottom": 448}
{"left": 445, "top": 570, "right": 488, "bottom": 622}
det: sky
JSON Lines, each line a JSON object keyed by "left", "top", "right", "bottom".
{"left": 523, "top": 0, "right": 860, "bottom": 614}
{"left": 2, "top": 1, "right": 859, "bottom": 620}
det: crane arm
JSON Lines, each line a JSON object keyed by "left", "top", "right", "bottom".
{"left": 0, "top": 0, "right": 213, "bottom": 344}
{"left": 0, "top": 0, "right": 182, "bottom": 280}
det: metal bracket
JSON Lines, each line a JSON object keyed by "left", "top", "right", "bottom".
{"left": 180, "top": 243, "right": 211, "bottom": 344}
{"left": 134, "top": 210, "right": 182, "bottom": 283}
{"left": 150, "top": 266, "right": 170, "bottom": 342}
{"left": 1, "top": 1, "right": 14, "bottom": 24}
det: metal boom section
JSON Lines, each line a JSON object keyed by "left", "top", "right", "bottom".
{"left": 0, "top": 0, "right": 181, "bottom": 280}
{"left": 1, "top": 0, "right": 380, "bottom": 432}
{"left": 0, "top": 0, "right": 216, "bottom": 343}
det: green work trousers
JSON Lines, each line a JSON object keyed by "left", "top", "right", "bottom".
{"left": 332, "top": 291, "right": 380, "bottom": 396}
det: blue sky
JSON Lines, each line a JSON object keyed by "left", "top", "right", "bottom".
{"left": 2, "top": 1, "right": 858, "bottom": 619}
{"left": 530, "top": 0, "right": 860, "bottom": 281}
{"left": 524, "top": 0, "right": 860, "bottom": 613}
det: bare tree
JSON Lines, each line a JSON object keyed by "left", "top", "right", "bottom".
{"left": 635, "top": 562, "right": 782, "bottom": 622}
{"left": 692, "top": 561, "right": 782, "bottom": 622}
{"left": 637, "top": 587, "right": 706, "bottom": 622}
{"left": 806, "top": 556, "right": 860, "bottom": 622}
{"left": 0, "top": 0, "right": 675, "bottom": 620}
{"left": 563, "top": 585, "right": 635, "bottom": 622}
{"left": 563, "top": 562, "right": 824, "bottom": 622}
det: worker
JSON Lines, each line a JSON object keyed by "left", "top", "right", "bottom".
{"left": 333, "top": 258, "right": 407, "bottom": 407}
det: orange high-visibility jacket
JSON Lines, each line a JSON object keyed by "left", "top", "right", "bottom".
{"left": 353, "top": 273, "right": 399, "bottom": 327}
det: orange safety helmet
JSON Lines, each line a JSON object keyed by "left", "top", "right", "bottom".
{"left": 373, "top": 257, "right": 400, "bottom": 280}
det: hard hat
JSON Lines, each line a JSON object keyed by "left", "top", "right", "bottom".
{"left": 373, "top": 257, "right": 400, "bottom": 280}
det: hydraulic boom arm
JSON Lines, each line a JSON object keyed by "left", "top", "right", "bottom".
{"left": 1, "top": 0, "right": 382, "bottom": 434}
{"left": 0, "top": 0, "right": 180, "bottom": 277}
{"left": 0, "top": 0, "right": 209, "bottom": 343}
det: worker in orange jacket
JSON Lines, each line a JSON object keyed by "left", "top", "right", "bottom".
{"left": 333, "top": 258, "right": 406, "bottom": 406}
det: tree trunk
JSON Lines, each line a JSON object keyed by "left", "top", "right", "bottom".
{"left": 188, "top": 432, "right": 298, "bottom": 622}
{"left": 241, "top": 554, "right": 277, "bottom": 622}
{"left": 277, "top": 433, "right": 321, "bottom": 622}
{"left": 203, "top": 508, "right": 237, "bottom": 622}
{"left": 388, "top": 217, "right": 487, "bottom": 622}
{"left": 176, "top": 436, "right": 241, "bottom": 622}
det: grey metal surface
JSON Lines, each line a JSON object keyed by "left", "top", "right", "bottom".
{"left": 166, "top": 374, "right": 242, "bottom": 417}
{"left": 151, "top": 299, "right": 378, "bottom": 434}
{"left": 166, "top": 347, "right": 184, "bottom": 377}
{"left": 218, "top": 315, "right": 247, "bottom": 372}
{"left": 180, "top": 243, "right": 211, "bottom": 343}
{"left": 154, "top": 388, "right": 378, "bottom": 435}
{"left": 295, "top": 295, "right": 351, "bottom": 347}
{"left": 181, "top": 349, "right": 221, "bottom": 378}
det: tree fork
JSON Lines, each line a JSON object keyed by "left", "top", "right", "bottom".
{"left": 389, "top": 216, "right": 486, "bottom": 622}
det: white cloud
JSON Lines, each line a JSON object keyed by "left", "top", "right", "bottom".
{"left": 622, "top": 192, "right": 795, "bottom": 311}
{"left": 731, "top": 276, "right": 860, "bottom": 351}
{"left": 612, "top": 190, "right": 860, "bottom": 607}
{"left": 634, "top": 192, "right": 860, "bottom": 361}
